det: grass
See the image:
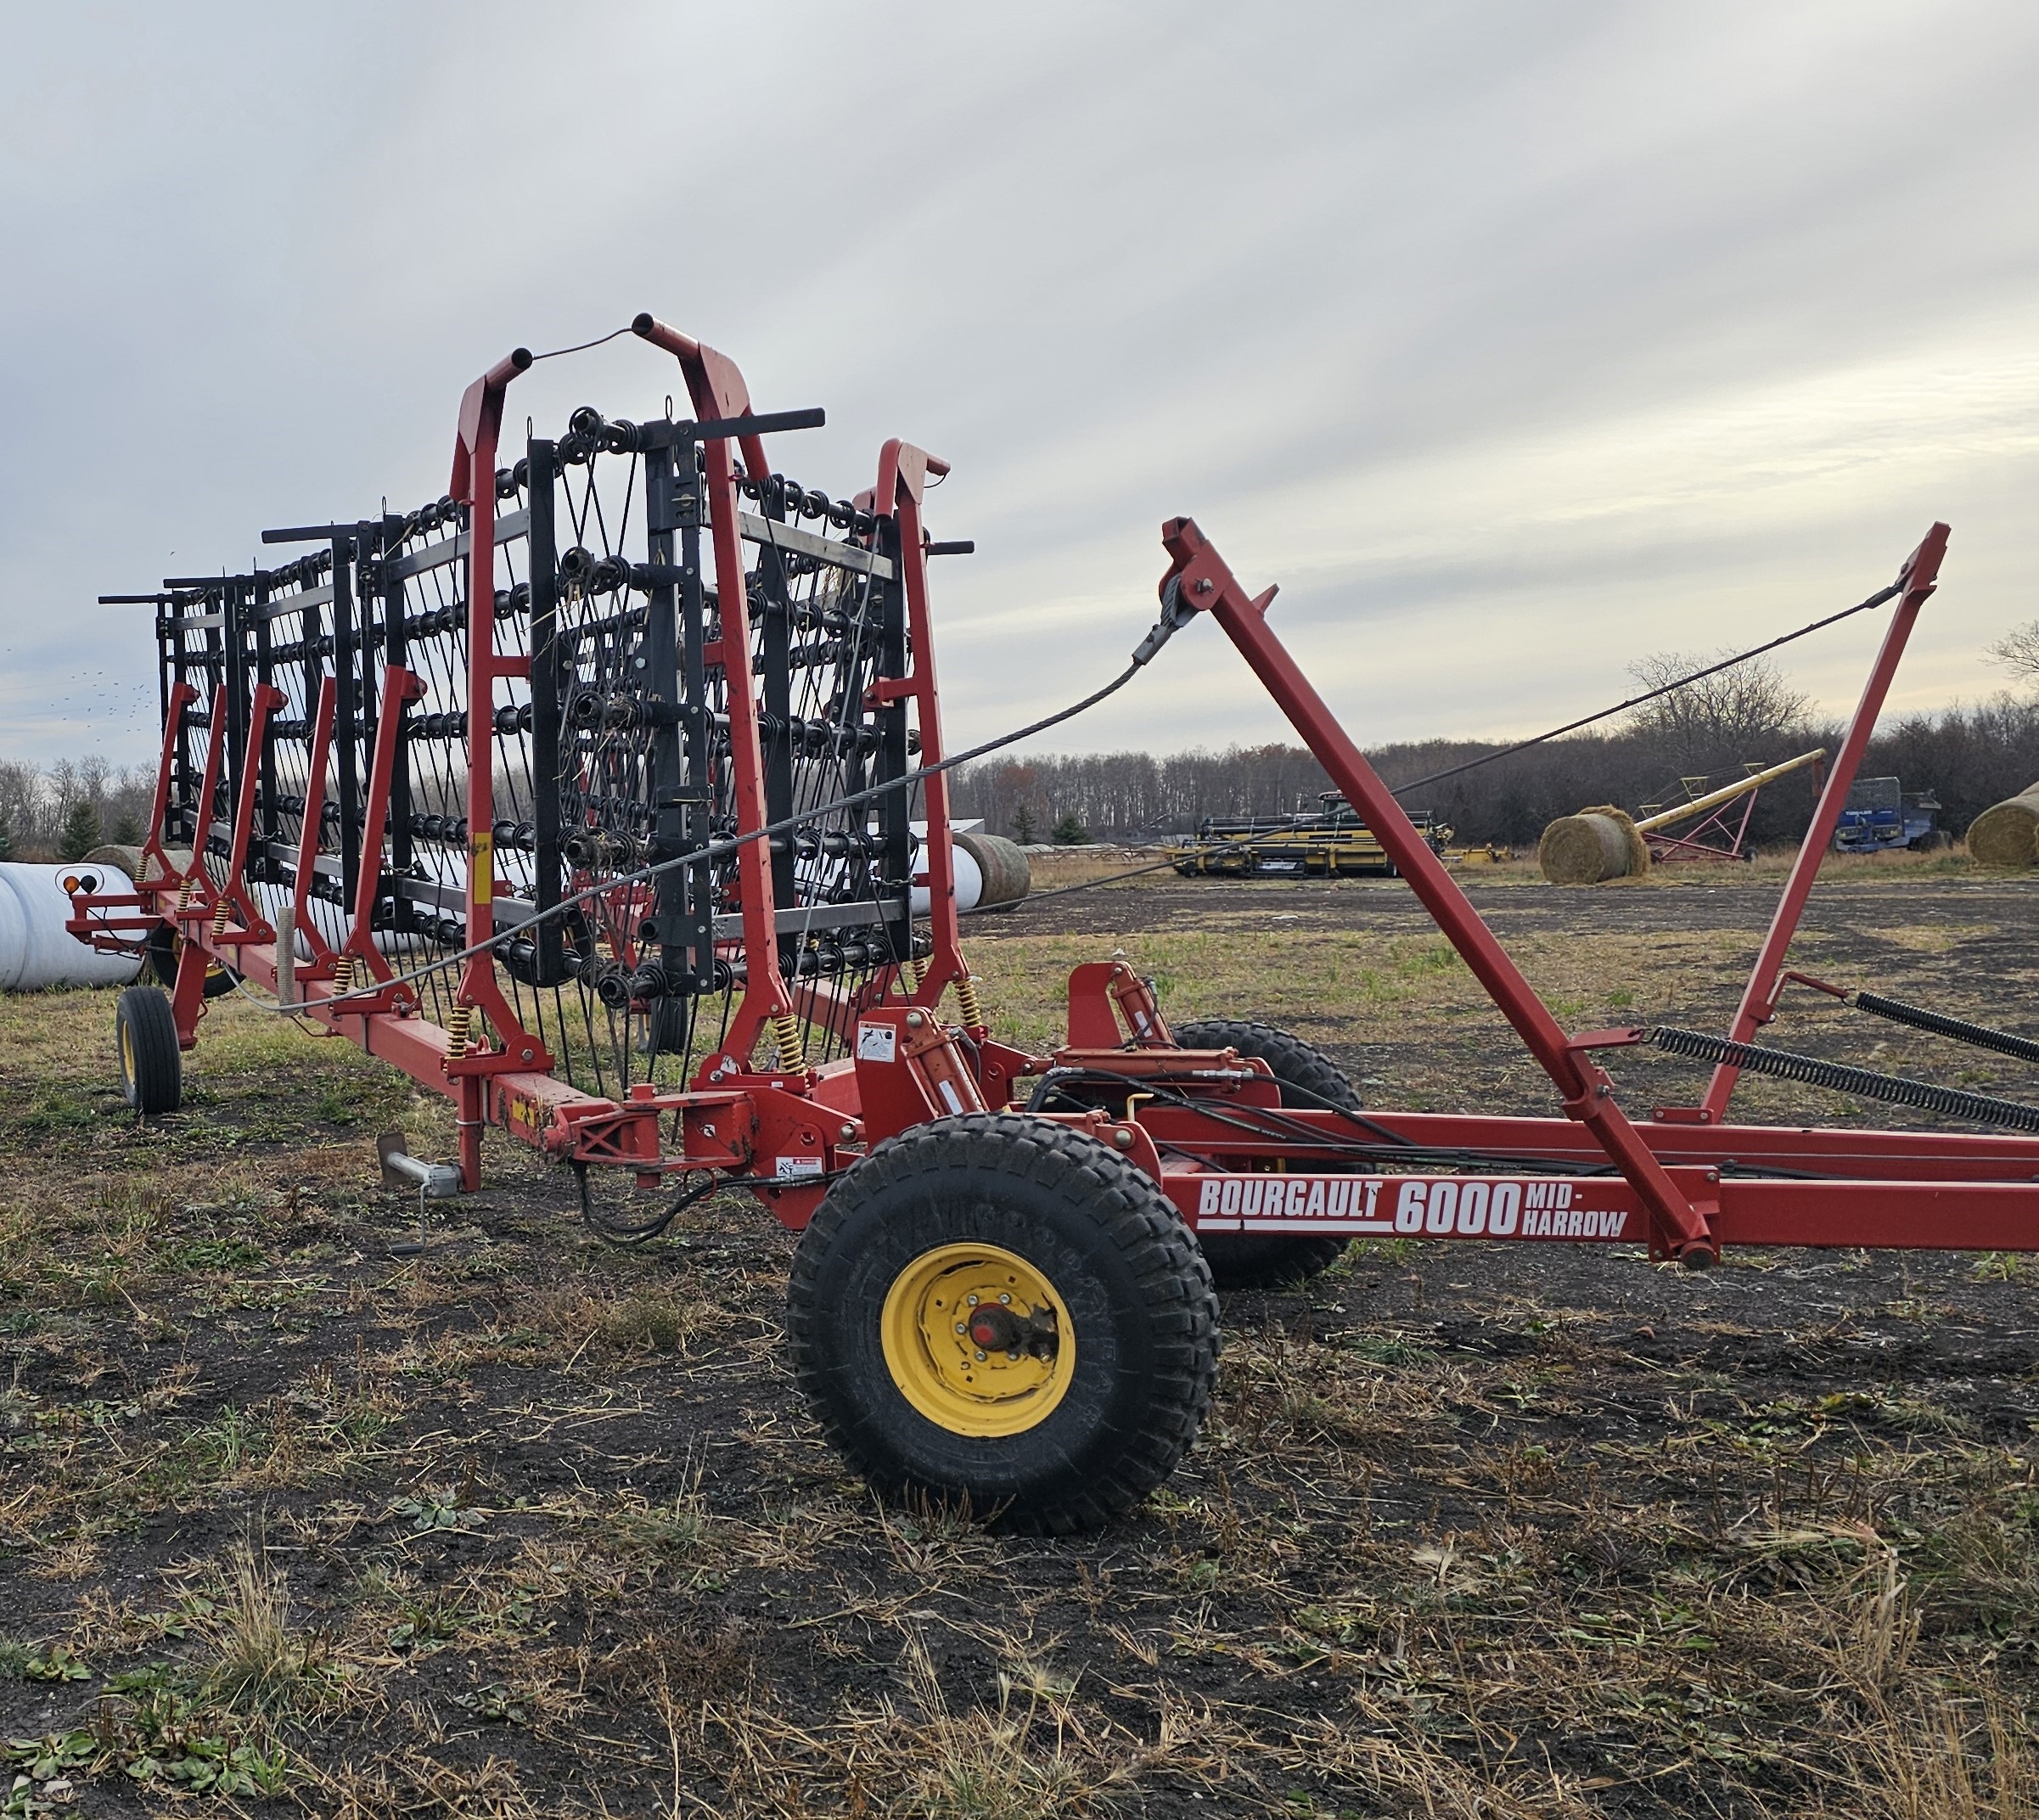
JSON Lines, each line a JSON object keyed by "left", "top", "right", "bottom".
{"left": 200, "top": 1543, "right": 339, "bottom": 1717}
{"left": 7, "top": 872, "right": 2039, "bottom": 1812}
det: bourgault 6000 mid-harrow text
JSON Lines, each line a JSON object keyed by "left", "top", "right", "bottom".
{"left": 70, "top": 319, "right": 2037, "bottom": 1532}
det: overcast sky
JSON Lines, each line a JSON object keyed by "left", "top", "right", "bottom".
{"left": 3, "top": 2, "right": 2036, "bottom": 770}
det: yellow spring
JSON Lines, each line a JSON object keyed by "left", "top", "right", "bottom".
{"left": 956, "top": 975, "right": 986, "bottom": 1031}
{"left": 771, "top": 1012, "right": 806, "bottom": 1075}
{"left": 211, "top": 895, "right": 232, "bottom": 937}
{"left": 334, "top": 954, "right": 360, "bottom": 993}
{"left": 175, "top": 876, "right": 194, "bottom": 916}
{"left": 901, "top": 956, "right": 924, "bottom": 994}
{"left": 445, "top": 1003, "right": 475, "bottom": 1060}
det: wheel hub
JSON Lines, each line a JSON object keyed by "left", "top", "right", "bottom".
{"left": 879, "top": 1242, "right": 1074, "bottom": 1437}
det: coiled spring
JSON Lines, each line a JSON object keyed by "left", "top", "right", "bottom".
{"left": 1649, "top": 1025, "right": 2039, "bottom": 1133}
{"left": 1852, "top": 991, "right": 2039, "bottom": 1067}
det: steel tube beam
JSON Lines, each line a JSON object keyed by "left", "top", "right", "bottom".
{"left": 1134, "top": 1103, "right": 2039, "bottom": 1182}
{"left": 1699, "top": 525, "right": 1949, "bottom": 1119}
{"left": 1158, "top": 518, "right": 1716, "bottom": 1261}
{"left": 1154, "top": 1166, "right": 2039, "bottom": 1253}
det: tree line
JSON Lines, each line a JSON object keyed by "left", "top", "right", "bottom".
{"left": 0, "top": 758, "right": 156, "bottom": 863}
{"left": 11, "top": 644, "right": 2039, "bottom": 861}
{"left": 949, "top": 653, "right": 2039, "bottom": 846}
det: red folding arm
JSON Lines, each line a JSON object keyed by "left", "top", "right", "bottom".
{"left": 1155, "top": 519, "right": 1717, "bottom": 1263}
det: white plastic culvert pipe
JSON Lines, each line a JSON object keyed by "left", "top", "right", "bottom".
{"left": 0, "top": 854, "right": 387, "bottom": 997}
{"left": 907, "top": 823, "right": 1031, "bottom": 916}
{"left": 0, "top": 862, "right": 144, "bottom": 991}
{"left": 3, "top": 820, "right": 1031, "bottom": 994}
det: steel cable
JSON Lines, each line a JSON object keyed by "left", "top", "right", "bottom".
{"left": 1380, "top": 580, "right": 1904, "bottom": 797}
{"left": 988, "top": 572, "right": 1914, "bottom": 904}
{"left": 299, "top": 654, "right": 1149, "bottom": 1014}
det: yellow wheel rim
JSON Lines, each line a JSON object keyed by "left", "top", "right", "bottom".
{"left": 879, "top": 1242, "right": 1075, "bottom": 1438}
{"left": 165, "top": 930, "right": 226, "bottom": 991}
{"left": 184, "top": 937, "right": 227, "bottom": 991}
{"left": 119, "top": 1018, "right": 134, "bottom": 1086}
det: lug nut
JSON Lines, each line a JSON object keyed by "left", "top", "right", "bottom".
{"left": 955, "top": 1323, "right": 966, "bottom": 1334}
{"left": 975, "top": 1350, "right": 987, "bottom": 1362}
{"left": 967, "top": 1294, "right": 978, "bottom": 1305}
{"left": 998, "top": 1293, "right": 1011, "bottom": 1304}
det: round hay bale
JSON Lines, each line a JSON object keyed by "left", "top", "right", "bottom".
{"left": 86, "top": 844, "right": 191, "bottom": 885}
{"left": 1965, "top": 784, "right": 2039, "bottom": 868}
{"left": 953, "top": 831, "right": 1031, "bottom": 909}
{"left": 1537, "top": 806, "right": 1650, "bottom": 885}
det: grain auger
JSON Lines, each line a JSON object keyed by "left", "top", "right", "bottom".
{"left": 68, "top": 328, "right": 2039, "bottom": 1533}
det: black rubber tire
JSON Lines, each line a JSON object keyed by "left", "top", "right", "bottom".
{"left": 788, "top": 1111, "right": 1219, "bottom": 1534}
{"left": 143, "top": 923, "right": 237, "bottom": 999}
{"left": 116, "top": 985, "right": 183, "bottom": 1116}
{"left": 1174, "top": 1018, "right": 1365, "bottom": 1289}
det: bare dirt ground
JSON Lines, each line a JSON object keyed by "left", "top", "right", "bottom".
{"left": 7, "top": 856, "right": 2039, "bottom": 1817}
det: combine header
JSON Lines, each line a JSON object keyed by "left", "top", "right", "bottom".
{"left": 71, "top": 322, "right": 2039, "bottom": 1533}
{"left": 1165, "top": 791, "right": 1450, "bottom": 878}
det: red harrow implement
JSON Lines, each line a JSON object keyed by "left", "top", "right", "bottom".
{"left": 72, "top": 323, "right": 2036, "bottom": 1532}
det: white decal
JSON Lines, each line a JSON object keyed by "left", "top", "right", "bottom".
{"left": 774, "top": 1155, "right": 824, "bottom": 1180}
{"left": 1424, "top": 1180, "right": 1457, "bottom": 1235}
{"left": 1456, "top": 1180, "right": 1489, "bottom": 1236}
{"left": 1396, "top": 1181, "right": 1427, "bottom": 1233}
{"left": 1193, "top": 1173, "right": 1392, "bottom": 1233}
{"left": 1491, "top": 1181, "right": 1521, "bottom": 1235}
{"left": 857, "top": 1023, "right": 898, "bottom": 1064}
{"left": 1190, "top": 1174, "right": 1626, "bottom": 1242}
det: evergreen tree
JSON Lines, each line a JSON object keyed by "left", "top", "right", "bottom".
{"left": 57, "top": 800, "right": 102, "bottom": 862}
{"left": 1050, "top": 812, "right": 1088, "bottom": 846}
{"left": 110, "top": 809, "right": 144, "bottom": 847}
{"left": 0, "top": 806, "right": 13, "bottom": 862}
{"left": 1010, "top": 802, "right": 1038, "bottom": 844}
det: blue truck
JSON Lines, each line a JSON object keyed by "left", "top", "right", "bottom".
{"left": 1833, "top": 775, "right": 1945, "bottom": 853}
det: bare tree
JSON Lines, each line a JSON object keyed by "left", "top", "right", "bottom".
{"left": 0, "top": 761, "right": 40, "bottom": 848}
{"left": 1988, "top": 621, "right": 2039, "bottom": 685}
{"left": 1624, "top": 651, "right": 1812, "bottom": 770}
{"left": 44, "top": 755, "right": 112, "bottom": 821}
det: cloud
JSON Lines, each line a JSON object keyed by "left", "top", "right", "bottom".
{"left": 2, "top": 1, "right": 2036, "bottom": 768}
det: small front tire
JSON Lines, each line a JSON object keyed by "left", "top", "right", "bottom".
{"left": 116, "top": 985, "right": 183, "bottom": 1116}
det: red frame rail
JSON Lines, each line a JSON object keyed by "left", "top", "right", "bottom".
{"left": 74, "top": 324, "right": 2036, "bottom": 1270}
{"left": 1122, "top": 519, "right": 2021, "bottom": 1261}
